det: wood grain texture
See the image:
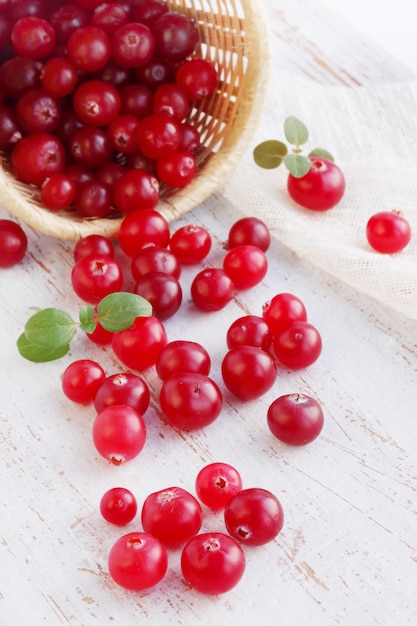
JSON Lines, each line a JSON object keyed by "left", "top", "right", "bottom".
{"left": 1, "top": 1, "right": 416, "bottom": 625}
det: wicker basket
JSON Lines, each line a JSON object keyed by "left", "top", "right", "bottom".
{"left": 0, "top": 0, "right": 271, "bottom": 241}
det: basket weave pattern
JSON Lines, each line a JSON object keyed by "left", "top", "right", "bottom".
{"left": 0, "top": 0, "right": 270, "bottom": 240}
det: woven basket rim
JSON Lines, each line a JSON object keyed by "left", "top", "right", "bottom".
{"left": 0, "top": 0, "right": 272, "bottom": 241}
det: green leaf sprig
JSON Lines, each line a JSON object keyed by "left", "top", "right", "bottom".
{"left": 253, "top": 116, "right": 335, "bottom": 177}
{"left": 17, "top": 292, "right": 152, "bottom": 363}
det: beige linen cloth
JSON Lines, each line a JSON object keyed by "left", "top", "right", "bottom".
{"left": 223, "top": 71, "right": 417, "bottom": 321}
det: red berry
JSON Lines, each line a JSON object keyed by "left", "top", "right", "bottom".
{"left": 366, "top": 210, "right": 411, "bottom": 254}
{"left": 224, "top": 487, "right": 284, "bottom": 546}
{"left": 61, "top": 359, "right": 106, "bottom": 405}
{"left": 287, "top": 157, "right": 345, "bottom": 211}
{"left": 0, "top": 219, "right": 27, "bottom": 268}
{"left": 108, "top": 532, "right": 168, "bottom": 591}
{"left": 267, "top": 393, "right": 324, "bottom": 446}
{"left": 100, "top": 487, "right": 137, "bottom": 526}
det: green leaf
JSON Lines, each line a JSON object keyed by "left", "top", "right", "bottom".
{"left": 308, "top": 148, "right": 335, "bottom": 162}
{"left": 284, "top": 154, "right": 311, "bottom": 178}
{"left": 17, "top": 332, "right": 70, "bottom": 363}
{"left": 24, "top": 308, "right": 77, "bottom": 348}
{"left": 253, "top": 140, "right": 287, "bottom": 169}
{"left": 79, "top": 305, "right": 97, "bottom": 333}
{"left": 80, "top": 320, "right": 97, "bottom": 334}
{"left": 284, "top": 116, "right": 309, "bottom": 147}
{"left": 97, "top": 292, "right": 152, "bottom": 333}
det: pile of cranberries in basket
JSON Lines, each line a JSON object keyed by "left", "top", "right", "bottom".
{"left": 0, "top": 0, "right": 218, "bottom": 217}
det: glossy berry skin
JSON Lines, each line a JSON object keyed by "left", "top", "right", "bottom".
{"left": 135, "top": 55, "right": 174, "bottom": 90}
{"left": 132, "top": 0, "right": 169, "bottom": 25}
{"left": 107, "top": 114, "right": 140, "bottom": 153}
{"left": 152, "top": 12, "right": 199, "bottom": 61}
{"left": 61, "top": 358, "right": 106, "bottom": 405}
{"left": 181, "top": 532, "right": 246, "bottom": 595}
{"left": 49, "top": 3, "right": 90, "bottom": 44}
{"left": 111, "top": 22, "right": 155, "bottom": 68}
{"left": 221, "top": 345, "right": 277, "bottom": 401}
{"left": 71, "top": 253, "right": 123, "bottom": 304}
{"left": 366, "top": 211, "right": 411, "bottom": 253}
{"left": 153, "top": 83, "right": 190, "bottom": 121}
{"left": 74, "top": 180, "right": 113, "bottom": 218}
{"left": 41, "top": 57, "right": 79, "bottom": 98}
{"left": 117, "top": 208, "right": 169, "bottom": 257}
{"left": 141, "top": 486, "right": 203, "bottom": 549}
{"left": 100, "top": 487, "right": 137, "bottom": 526}
{"left": 134, "top": 271, "right": 182, "bottom": 320}
{"left": 223, "top": 244, "right": 268, "bottom": 290}
{"left": 16, "top": 88, "right": 61, "bottom": 134}
{"left": 11, "top": 132, "right": 66, "bottom": 186}
{"left": 111, "top": 315, "right": 168, "bottom": 371}
{"left": 108, "top": 531, "right": 168, "bottom": 591}
{"left": 69, "top": 125, "right": 114, "bottom": 170}
{"left": 41, "top": 173, "right": 76, "bottom": 211}
{"left": 0, "top": 104, "right": 22, "bottom": 151}
{"left": 156, "top": 151, "right": 196, "bottom": 188}
{"left": 11, "top": 16, "right": 56, "bottom": 59}
{"left": 169, "top": 224, "right": 212, "bottom": 265}
{"left": 73, "top": 79, "right": 121, "bottom": 126}
{"left": 0, "top": 56, "right": 42, "bottom": 101}
{"left": 228, "top": 216, "right": 271, "bottom": 252}
{"left": 267, "top": 393, "right": 324, "bottom": 446}
{"left": 73, "top": 234, "right": 114, "bottom": 263}
{"left": 119, "top": 82, "right": 154, "bottom": 118}
{"left": 191, "top": 268, "right": 234, "bottom": 312}
{"left": 195, "top": 462, "right": 242, "bottom": 510}
{"left": 91, "top": 2, "right": 130, "bottom": 34}
{"left": 92, "top": 404, "right": 146, "bottom": 465}
{"left": 136, "top": 113, "right": 181, "bottom": 160}
{"left": 96, "top": 161, "right": 127, "bottom": 187}
{"left": 156, "top": 340, "right": 211, "bottom": 381}
{"left": 226, "top": 315, "right": 272, "bottom": 352}
{"left": 113, "top": 168, "right": 160, "bottom": 215}
{"left": 175, "top": 58, "right": 218, "bottom": 101}
{"left": 94, "top": 372, "right": 150, "bottom": 416}
{"left": 178, "top": 121, "right": 200, "bottom": 154}
{"left": 66, "top": 25, "right": 111, "bottom": 73}
{"left": 0, "top": 219, "right": 27, "bottom": 267}
{"left": 262, "top": 293, "right": 307, "bottom": 337}
{"left": 131, "top": 245, "right": 181, "bottom": 281}
{"left": 224, "top": 487, "right": 284, "bottom": 546}
{"left": 273, "top": 320, "right": 322, "bottom": 369}
{"left": 287, "top": 157, "right": 345, "bottom": 211}
{"left": 159, "top": 372, "right": 222, "bottom": 431}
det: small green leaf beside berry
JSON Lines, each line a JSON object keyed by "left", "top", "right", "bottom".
{"left": 308, "top": 148, "right": 334, "bottom": 161}
{"left": 17, "top": 292, "right": 152, "bottom": 363}
{"left": 79, "top": 305, "right": 96, "bottom": 333}
{"left": 253, "top": 115, "right": 345, "bottom": 210}
{"left": 283, "top": 154, "right": 311, "bottom": 178}
{"left": 24, "top": 308, "right": 77, "bottom": 348}
{"left": 16, "top": 332, "right": 71, "bottom": 363}
{"left": 283, "top": 116, "right": 309, "bottom": 149}
{"left": 97, "top": 292, "right": 153, "bottom": 332}
{"left": 253, "top": 115, "right": 335, "bottom": 178}
{"left": 253, "top": 140, "right": 287, "bottom": 169}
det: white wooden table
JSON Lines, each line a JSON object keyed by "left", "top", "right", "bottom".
{"left": 1, "top": 1, "right": 417, "bottom": 625}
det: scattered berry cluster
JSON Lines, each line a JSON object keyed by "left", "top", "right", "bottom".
{"left": 99, "top": 466, "right": 283, "bottom": 594}
{"left": 0, "top": 0, "right": 218, "bottom": 217}
{"left": 55, "top": 213, "right": 326, "bottom": 593}
{"left": 62, "top": 213, "right": 324, "bottom": 435}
